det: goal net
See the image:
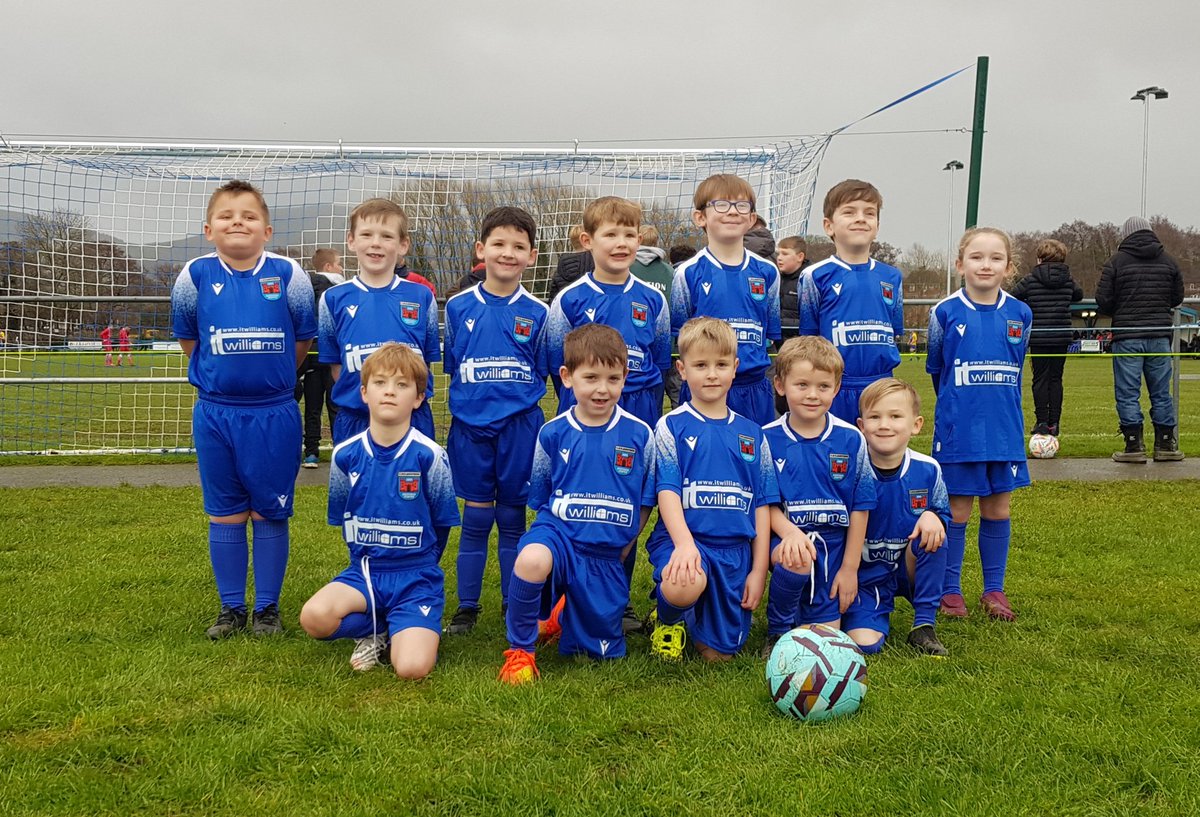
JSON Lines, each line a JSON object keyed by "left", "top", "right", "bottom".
{"left": 0, "top": 138, "right": 831, "bottom": 454}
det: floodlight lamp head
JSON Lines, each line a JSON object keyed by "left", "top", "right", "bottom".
{"left": 1131, "top": 86, "right": 1169, "bottom": 101}
{"left": 944, "top": 160, "right": 964, "bottom": 171}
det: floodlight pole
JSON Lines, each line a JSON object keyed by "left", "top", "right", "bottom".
{"left": 1131, "top": 86, "right": 1169, "bottom": 217}
{"left": 944, "top": 160, "right": 963, "bottom": 295}
{"left": 964, "top": 56, "right": 988, "bottom": 229}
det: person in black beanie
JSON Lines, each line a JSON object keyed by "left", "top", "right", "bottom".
{"left": 1096, "top": 216, "right": 1185, "bottom": 462}
{"left": 1010, "top": 239, "right": 1082, "bottom": 437}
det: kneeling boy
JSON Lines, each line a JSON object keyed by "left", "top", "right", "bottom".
{"left": 300, "top": 343, "right": 460, "bottom": 680}
{"left": 646, "top": 317, "right": 777, "bottom": 662}
{"left": 845, "top": 378, "right": 951, "bottom": 656}
{"left": 499, "top": 324, "right": 656, "bottom": 683}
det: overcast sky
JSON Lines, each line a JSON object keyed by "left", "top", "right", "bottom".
{"left": 6, "top": 0, "right": 1198, "bottom": 258}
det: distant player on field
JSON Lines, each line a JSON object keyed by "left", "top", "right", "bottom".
{"left": 798, "top": 179, "right": 904, "bottom": 423}
{"left": 118, "top": 325, "right": 134, "bottom": 366}
{"left": 442, "top": 207, "right": 550, "bottom": 634}
{"left": 170, "top": 179, "right": 316, "bottom": 639}
{"left": 318, "top": 199, "right": 440, "bottom": 444}
{"left": 100, "top": 324, "right": 114, "bottom": 367}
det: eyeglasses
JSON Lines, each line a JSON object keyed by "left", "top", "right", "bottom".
{"left": 705, "top": 200, "right": 754, "bottom": 215}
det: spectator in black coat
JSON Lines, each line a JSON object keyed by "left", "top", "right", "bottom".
{"left": 1096, "top": 216, "right": 1185, "bottom": 462}
{"left": 1010, "top": 239, "right": 1082, "bottom": 437}
{"left": 546, "top": 225, "right": 594, "bottom": 301}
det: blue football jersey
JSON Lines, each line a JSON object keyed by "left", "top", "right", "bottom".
{"left": 317, "top": 275, "right": 441, "bottom": 413}
{"left": 443, "top": 283, "right": 550, "bottom": 431}
{"left": 798, "top": 256, "right": 904, "bottom": 388}
{"left": 651, "top": 403, "right": 779, "bottom": 543}
{"left": 762, "top": 413, "right": 877, "bottom": 533}
{"left": 545, "top": 272, "right": 671, "bottom": 394}
{"left": 171, "top": 251, "right": 316, "bottom": 405}
{"left": 927, "top": 290, "right": 1032, "bottom": 462}
{"left": 527, "top": 406, "right": 657, "bottom": 553}
{"left": 670, "top": 248, "right": 781, "bottom": 381}
{"left": 859, "top": 450, "right": 950, "bottom": 588}
{"left": 327, "top": 428, "right": 461, "bottom": 565}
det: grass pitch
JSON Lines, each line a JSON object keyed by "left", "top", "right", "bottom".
{"left": 1, "top": 481, "right": 1198, "bottom": 815}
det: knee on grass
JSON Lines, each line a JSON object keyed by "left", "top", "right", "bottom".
{"left": 658, "top": 575, "right": 706, "bottom": 609}
{"left": 299, "top": 600, "right": 340, "bottom": 639}
{"left": 847, "top": 628, "right": 885, "bottom": 654}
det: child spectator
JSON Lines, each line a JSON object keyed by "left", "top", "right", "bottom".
{"left": 760, "top": 336, "right": 875, "bottom": 657}
{"left": 298, "top": 248, "right": 344, "bottom": 467}
{"left": 319, "top": 199, "right": 440, "bottom": 444}
{"left": 547, "top": 225, "right": 595, "bottom": 301}
{"left": 1096, "top": 216, "right": 1185, "bottom": 462}
{"left": 170, "top": 179, "right": 316, "bottom": 639}
{"left": 927, "top": 227, "right": 1032, "bottom": 621}
{"left": 299, "top": 343, "right": 459, "bottom": 679}
{"left": 443, "top": 207, "right": 550, "bottom": 633}
{"left": 645, "top": 317, "right": 777, "bottom": 662}
{"left": 671, "top": 174, "right": 781, "bottom": 425}
{"left": 846, "top": 378, "right": 951, "bottom": 656}
{"left": 1010, "top": 238, "right": 1082, "bottom": 438}
{"left": 498, "top": 324, "right": 656, "bottom": 683}
{"left": 799, "top": 179, "right": 904, "bottom": 423}
{"left": 776, "top": 236, "right": 810, "bottom": 341}
{"left": 633, "top": 224, "right": 680, "bottom": 412}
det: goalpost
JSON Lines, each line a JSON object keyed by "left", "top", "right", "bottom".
{"left": 0, "top": 138, "right": 832, "bottom": 454}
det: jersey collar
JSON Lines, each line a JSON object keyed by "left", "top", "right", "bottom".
{"left": 699, "top": 246, "right": 749, "bottom": 272}
{"left": 216, "top": 252, "right": 268, "bottom": 277}
{"left": 682, "top": 401, "right": 734, "bottom": 424}
{"left": 778, "top": 412, "right": 833, "bottom": 443}
{"left": 585, "top": 272, "right": 635, "bottom": 294}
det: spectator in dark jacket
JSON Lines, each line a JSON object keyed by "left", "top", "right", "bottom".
{"left": 297, "top": 248, "right": 345, "bottom": 466}
{"left": 1096, "top": 216, "right": 1185, "bottom": 462}
{"left": 773, "top": 236, "right": 812, "bottom": 415}
{"left": 743, "top": 213, "right": 776, "bottom": 260}
{"left": 547, "top": 225, "right": 594, "bottom": 301}
{"left": 1010, "top": 239, "right": 1082, "bottom": 437}
{"left": 447, "top": 255, "right": 486, "bottom": 299}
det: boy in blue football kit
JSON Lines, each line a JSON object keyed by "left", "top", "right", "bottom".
{"left": 318, "top": 199, "right": 440, "bottom": 443}
{"left": 443, "top": 207, "right": 550, "bottom": 634}
{"left": 761, "top": 336, "right": 876, "bottom": 658}
{"left": 299, "top": 344, "right": 460, "bottom": 679}
{"left": 927, "top": 228, "right": 1032, "bottom": 622}
{"left": 798, "top": 180, "right": 905, "bottom": 423}
{"left": 170, "top": 180, "right": 316, "bottom": 639}
{"left": 671, "top": 174, "right": 781, "bottom": 426}
{"left": 545, "top": 197, "right": 671, "bottom": 429}
{"left": 498, "top": 324, "right": 656, "bottom": 683}
{"left": 646, "top": 318, "right": 777, "bottom": 662}
{"left": 845, "top": 379, "right": 951, "bottom": 656}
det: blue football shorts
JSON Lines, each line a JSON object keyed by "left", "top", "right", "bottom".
{"left": 194, "top": 398, "right": 301, "bottom": 519}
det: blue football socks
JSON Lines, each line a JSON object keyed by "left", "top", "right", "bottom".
{"left": 978, "top": 517, "right": 1011, "bottom": 594}
{"left": 505, "top": 575, "right": 543, "bottom": 652}
{"left": 857, "top": 635, "right": 885, "bottom": 655}
{"left": 912, "top": 540, "right": 947, "bottom": 628}
{"left": 208, "top": 521, "right": 248, "bottom": 610}
{"left": 328, "top": 612, "right": 376, "bottom": 641}
{"left": 455, "top": 504, "right": 495, "bottom": 609}
{"left": 943, "top": 520, "right": 968, "bottom": 597}
{"left": 251, "top": 518, "right": 289, "bottom": 612}
{"left": 765, "top": 565, "right": 809, "bottom": 635}
{"left": 655, "top": 589, "right": 691, "bottom": 627}
{"left": 494, "top": 503, "right": 526, "bottom": 605}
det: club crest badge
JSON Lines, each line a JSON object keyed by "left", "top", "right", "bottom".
{"left": 748, "top": 277, "right": 766, "bottom": 301}
{"left": 909, "top": 489, "right": 929, "bottom": 513}
{"left": 513, "top": 316, "right": 534, "bottom": 343}
{"left": 631, "top": 302, "right": 648, "bottom": 328}
{"left": 739, "top": 434, "right": 756, "bottom": 462}
{"left": 829, "top": 453, "right": 849, "bottom": 481}
{"left": 400, "top": 301, "right": 420, "bottom": 327}
{"left": 881, "top": 281, "right": 894, "bottom": 306}
{"left": 614, "top": 446, "right": 635, "bottom": 476}
{"left": 1007, "top": 320, "right": 1024, "bottom": 345}
{"left": 260, "top": 277, "right": 282, "bottom": 301}
{"left": 398, "top": 472, "right": 420, "bottom": 500}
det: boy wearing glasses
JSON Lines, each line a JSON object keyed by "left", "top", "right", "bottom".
{"left": 670, "top": 174, "right": 781, "bottom": 425}
{"left": 798, "top": 179, "right": 904, "bottom": 423}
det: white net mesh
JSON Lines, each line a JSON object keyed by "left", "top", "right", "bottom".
{"left": 0, "top": 138, "right": 831, "bottom": 453}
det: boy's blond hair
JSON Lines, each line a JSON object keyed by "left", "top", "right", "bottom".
{"left": 822, "top": 179, "right": 883, "bottom": 220}
{"left": 693, "top": 174, "right": 756, "bottom": 212}
{"left": 349, "top": 198, "right": 409, "bottom": 239}
{"left": 677, "top": 317, "right": 737, "bottom": 360}
{"left": 206, "top": 180, "right": 269, "bottom": 224}
{"left": 859, "top": 377, "right": 920, "bottom": 417}
{"left": 1035, "top": 238, "right": 1068, "bottom": 263}
{"left": 563, "top": 323, "right": 628, "bottom": 372}
{"left": 773, "top": 335, "right": 844, "bottom": 383}
{"left": 311, "top": 248, "right": 339, "bottom": 271}
{"left": 583, "top": 196, "right": 642, "bottom": 234}
{"left": 359, "top": 342, "right": 428, "bottom": 397}
{"left": 639, "top": 224, "right": 661, "bottom": 247}
{"left": 567, "top": 225, "right": 585, "bottom": 250}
